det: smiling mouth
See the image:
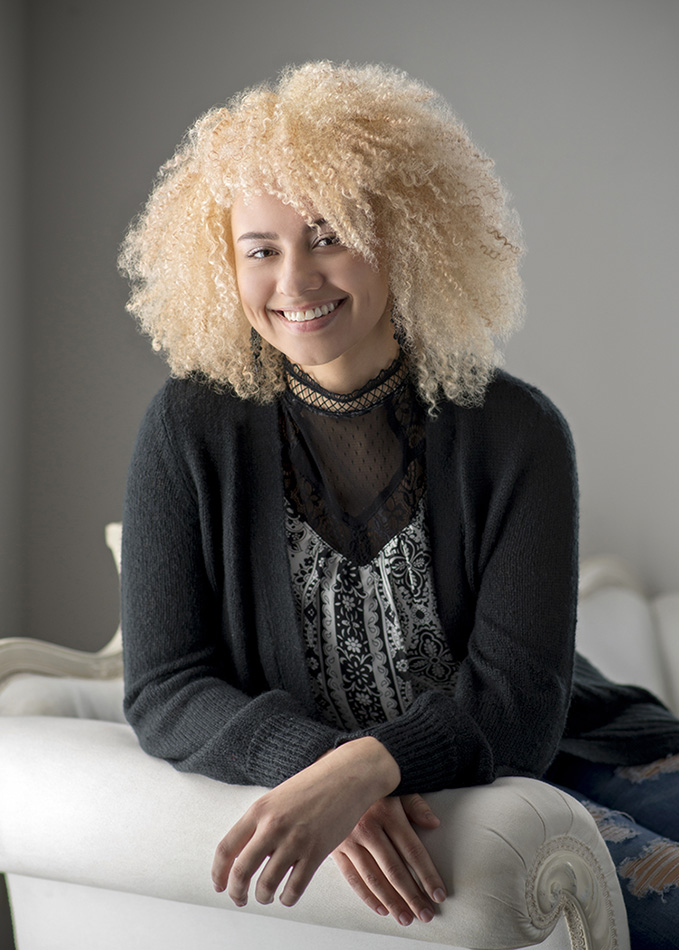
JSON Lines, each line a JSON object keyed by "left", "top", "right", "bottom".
{"left": 276, "top": 299, "right": 346, "bottom": 323}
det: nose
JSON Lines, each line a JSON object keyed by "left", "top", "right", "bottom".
{"left": 277, "top": 249, "right": 323, "bottom": 299}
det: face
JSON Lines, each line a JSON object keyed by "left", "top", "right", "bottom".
{"left": 230, "top": 192, "right": 397, "bottom": 393}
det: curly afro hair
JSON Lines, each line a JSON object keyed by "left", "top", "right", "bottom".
{"left": 119, "top": 61, "right": 524, "bottom": 409}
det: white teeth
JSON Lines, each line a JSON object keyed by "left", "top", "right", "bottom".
{"left": 281, "top": 300, "right": 339, "bottom": 322}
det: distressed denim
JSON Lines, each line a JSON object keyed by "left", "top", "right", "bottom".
{"left": 546, "top": 752, "right": 679, "bottom": 950}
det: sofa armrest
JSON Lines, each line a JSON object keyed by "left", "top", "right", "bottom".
{"left": 0, "top": 636, "right": 122, "bottom": 684}
{"left": 0, "top": 525, "right": 122, "bottom": 690}
{"left": 576, "top": 555, "right": 676, "bottom": 708}
{"left": 0, "top": 717, "right": 628, "bottom": 949}
{"left": 0, "top": 673, "right": 125, "bottom": 720}
{"left": 0, "top": 523, "right": 124, "bottom": 718}
{"left": 575, "top": 585, "right": 670, "bottom": 706}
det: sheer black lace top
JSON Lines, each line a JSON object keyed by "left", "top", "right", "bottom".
{"left": 279, "top": 358, "right": 459, "bottom": 730}
{"left": 280, "top": 356, "right": 426, "bottom": 565}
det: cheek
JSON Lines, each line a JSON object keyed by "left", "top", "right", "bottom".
{"left": 363, "top": 273, "right": 390, "bottom": 316}
{"left": 345, "top": 260, "right": 389, "bottom": 309}
{"left": 235, "top": 270, "right": 266, "bottom": 313}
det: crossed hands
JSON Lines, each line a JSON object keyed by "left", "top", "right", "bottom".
{"left": 211, "top": 736, "right": 447, "bottom": 926}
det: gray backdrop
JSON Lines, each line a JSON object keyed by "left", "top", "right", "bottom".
{"left": 1, "top": 0, "right": 678, "bottom": 941}
{"left": 3, "top": 2, "right": 679, "bottom": 642}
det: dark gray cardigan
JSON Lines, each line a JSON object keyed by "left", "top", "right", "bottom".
{"left": 122, "top": 371, "right": 679, "bottom": 794}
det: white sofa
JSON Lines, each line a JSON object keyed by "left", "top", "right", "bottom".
{"left": 1, "top": 524, "right": 677, "bottom": 950}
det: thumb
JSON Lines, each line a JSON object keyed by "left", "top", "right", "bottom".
{"left": 401, "top": 793, "right": 441, "bottom": 828}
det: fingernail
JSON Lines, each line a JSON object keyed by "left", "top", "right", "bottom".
{"left": 213, "top": 883, "right": 225, "bottom": 893}
{"left": 433, "top": 888, "right": 446, "bottom": 903}
{"left": 398, "top": 912, "right": 413, "bottom": 926}
{"left": 419, "top": 908, "right": 434, "bottom": 923}
{"left": 375, "top": 905, "right": 388, "bottom": 916}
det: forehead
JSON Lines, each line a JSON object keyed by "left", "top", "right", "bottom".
{"left": 230, "top": 192, "right": 322, "bottom": 237}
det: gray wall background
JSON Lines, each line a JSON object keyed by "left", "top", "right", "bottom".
{"left": 3, "top": 0, "right": 678, "bottom": 654}
{"left": 0, "top": 0, "right": 677, "bottom": 944}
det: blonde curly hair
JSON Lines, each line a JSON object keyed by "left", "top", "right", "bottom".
{"left": 118, "top": 61, "right": 524, "bottom": 409}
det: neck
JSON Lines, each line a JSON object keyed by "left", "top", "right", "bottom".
{"left": 298, "top": 340, "right": 400, "bottom": 394}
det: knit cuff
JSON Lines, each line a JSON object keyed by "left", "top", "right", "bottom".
{"left": 246, "top": 708, "right": 340, "bottom": 787}
{"left": 339, "top": 691, "right": 495, "bottom": 795}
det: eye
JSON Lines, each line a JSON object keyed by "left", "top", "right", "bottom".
{"left": 247, "top": 247, "right": 277, "bottom": 259}
{"left": 314, "top": 233, "right": 341, "bottom": 249}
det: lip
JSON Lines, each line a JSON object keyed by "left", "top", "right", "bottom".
{"left": 270, "top": 297, "right": 347, "bottom": 331}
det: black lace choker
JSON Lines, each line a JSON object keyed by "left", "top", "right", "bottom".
{"left": 284, "top": 356, "right": 408, "bottom": 415}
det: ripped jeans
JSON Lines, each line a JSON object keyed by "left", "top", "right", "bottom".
{"left": 546, "top": 752, "right": 679, "bottom": 950}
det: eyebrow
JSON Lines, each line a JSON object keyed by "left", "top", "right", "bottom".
{"left": 237, "top": 231, "right": 278, "bottom": 242}
{"left": 236, "top": 219, "right": 329, "bottom": 243}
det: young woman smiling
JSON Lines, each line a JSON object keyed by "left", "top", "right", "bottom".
{"left": 119, "top": 62, "right": 679, "bottom": 946}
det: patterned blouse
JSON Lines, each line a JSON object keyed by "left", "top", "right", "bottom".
{"left": 280, "top": 356, "right": 459, "bottom": 730}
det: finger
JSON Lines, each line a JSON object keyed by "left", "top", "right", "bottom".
{"left": 332, "top": 848, "right": 389, "bottom": 918}
{"left": 211, "top": 817, "right": 256, "bottom": 893}
{"left": 337, "top": 846, "right": 415, "bottom": 924}
{"left": 401, "top": 793, "right": 441, "bottom": 829}
{"left": 351, "top": 807, "right": 440, "bottom": 916}
{"left": 254, "top": 850, "right": 298, "bottom": 906}
{"left": 346, "top": 840, "right": 434, "bottom": 924}
{"left": 387, "top": 818, "right": 447, "bottom": 904}
{"left": 279, "top": 855, "right": 321, "bottom": 908}
{"left": 225, "top": 837, "right": 274, "bottom": 907}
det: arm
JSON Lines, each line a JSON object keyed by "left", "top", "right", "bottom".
{"left": 319, "top": 384, "right": 578, "bottom": 919}
{"left": 125, "top": 417, "right": 443, "bottom": 923}
{"left": 335, "top": 381, "right": 579, "bottom": 794}
{"left": 122, "top": 384, "right": 341, "bottom": 785}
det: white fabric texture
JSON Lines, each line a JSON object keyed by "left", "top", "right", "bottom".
{"left": 6, "top": 875, "right": 573, "bottom": 950}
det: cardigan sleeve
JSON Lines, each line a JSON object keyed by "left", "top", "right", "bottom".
{"left": 345, "top": 381, "right": 579, "bottom": 794}
{"left": 122, "top": 386, "right": 341, "bottom": 787}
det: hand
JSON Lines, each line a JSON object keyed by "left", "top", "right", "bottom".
{"left": 211, "top": 737, "right": 400, "bottom": 909}
{"left": 332, "top": 793, "right": 447, "bottom": 926}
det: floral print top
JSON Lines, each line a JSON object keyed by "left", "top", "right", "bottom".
{"left": 286, "top": 496, "right": 459, "bottom": 730}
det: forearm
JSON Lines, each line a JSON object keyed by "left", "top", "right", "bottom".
{"left": 123, "top": 394, "right": 344, "bottom": 787}
{"left": 124, "top": 673, "right": 345, "bottom": 786}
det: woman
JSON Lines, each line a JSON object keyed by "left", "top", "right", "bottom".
{"left": 119, "top": 62, "right": 679, "bottom": 945}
